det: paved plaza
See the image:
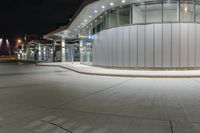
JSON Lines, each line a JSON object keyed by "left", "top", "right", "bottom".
{"left": 0, "top": 63, "right": 200, "bottom": 133}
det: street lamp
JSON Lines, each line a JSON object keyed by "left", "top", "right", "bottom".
{"left": 17, "top": 39, "right": 22, "bottom": 44}
{"left": 0, "top": 38, "right": 2, "bottom": 48}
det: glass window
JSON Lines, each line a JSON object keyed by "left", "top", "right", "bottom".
{"left": 119, "top": 5, "right": 130, "bottom": 26}
{"left": 195, "top": 3, "right": 200, "bottom": 22}
{"left": 103, "top": 11, "right": 109, "bottom": 29}
{"left": 146, "top": 2, "right": 162, "bottom": 23}
{"left": 132, "top": 3, "right": 145, "bottom": 24}
{"left": 180, "top": 2, "right": 194, "bottom": 22}
{"left": 163, "top": 1, "right": 179, "bottom": 22}
{"left": 109, "top": 8, "right": 118, "bottom": 28}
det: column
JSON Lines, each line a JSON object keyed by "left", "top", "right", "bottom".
{"left": 38, "top": 44, "right": 42, "bottom": 61}
{"left": 43, "top": 46, "right": 47, "bottom": 61}
{"left": 61, "top": 37, "right": 66, "bottom": 62}
{"left": 53, "top": 40, "right": 56, "bottom": 62}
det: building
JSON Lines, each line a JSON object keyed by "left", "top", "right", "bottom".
{"left": 16, "top": 40, "right": 53, "bottom": 62}
{"left": 44, "top": 0, "right": 200, "bottom": 68}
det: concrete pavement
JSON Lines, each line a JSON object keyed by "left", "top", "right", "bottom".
{"left": 0, "top": 63, "right": 200, "bottom": 132}
{"left": 38, "top": 62, "right": 200, "bottom": 78}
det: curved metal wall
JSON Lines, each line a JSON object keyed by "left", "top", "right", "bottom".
{"left": 93, "top": 23, "right": 200, "bottom": 68}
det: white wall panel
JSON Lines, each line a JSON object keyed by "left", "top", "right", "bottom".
{"left": 117, "top": 27, "right": 123, "bottom": 67}
{"left": 100, "top": 31, "right": 106, "bottom": 66}
{"left": 146, "top": 24, "right": 154, "bottom": 67}
{"left": 196, "top": 24, "right": 200, "bottom": 66}
{"left": 130, "top": 25, "right": 138, "bottom": 67}
{"left": 123, "top": 26, "right": 130, "bottom": 67}
{"left": 180, "top": 23, "right": 189, "bottom": 67}
{"left": 188, "top": 24, "right": 196, "bottom": 67}
{"left": 154, "top": 24, "right": 162, "bottom": 67}
{"left": 108, "top": 29, "right": 113, "bottom": 66}
{"left": 163, "top": 23, "right": 172, "bottom": 67}
{"left": 93, "top": 23, "right": 199, "bottom": 68}
{"left": 92, "top": 35, "right": 97, "bottom": 65}
{"left": 112, "top": 28, "right": 118, "bottom": 67}
{"left": 138, "top": 25, "right": 145, "bottom": 67}
{"left": 172, "top": 23, "right": 180, "bottom": 67}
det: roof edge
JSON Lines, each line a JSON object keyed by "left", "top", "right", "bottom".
{"left": 44, "top": 0, "right": 99, "bottom": 39}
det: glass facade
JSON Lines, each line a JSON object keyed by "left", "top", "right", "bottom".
{"left": 163, "top": 1, "right": 179, "bottom": 22}
{"left": 83, "top": 0, "right": 200, "bottom": 36}
{"left": 146, "top": 2, "right": 162, "bottom": 23}
{"left": 118, "top": 5, "right": 131, "bottom": 25}
{"left": 180, "top": 1, "right": 194, "bottom": 22}
{"left": 132, "top": 3, "right": 145, "bottom": 24}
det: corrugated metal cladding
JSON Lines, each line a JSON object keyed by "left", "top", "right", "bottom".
{"left": 93, "top": 23, "right": 200, "bottom": 68}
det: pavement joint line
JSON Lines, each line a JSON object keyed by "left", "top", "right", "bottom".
{"left": 53, "top": 79, "right": 131, "bottom": 109}
{"left": 169, "top": 120, "right": 174, "bottom": 133}
{"left": 40, "top": 120, "right": 73, "bottom": 133}
{"left": 51, "top": 107, "right": 200, "bottom": 125}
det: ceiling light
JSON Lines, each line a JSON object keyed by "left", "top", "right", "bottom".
{"left": 122, "top": 0, "right": 126, "bottom": 3}
{"left": 110, "top": 3, "right": 114, "bottom": 6}
{"left": 89, "top": 15, "right": 92, "bottom": 18}
{"left": 184, "top": 7, "right": 188, "bottom": 12}
{"left": 101, "top": 6, "right": 105, "bottom": 9}
{"left": 94, "top": 10, "right": 98, "bottom": 13}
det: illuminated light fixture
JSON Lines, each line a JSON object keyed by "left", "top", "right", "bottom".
{"left": 78, "top": 25, "right": 80, "bottom": 28}
{"left": 0, "top": 38, "right": 2, "bottom": 48}
{"left": 101, "top": 6, "right": 105, "bottom": 9}
{"left": 17, "top": 39, "right": 22, "bottom": 44}
{"left": 94, "top": 10, "right": 98, "bottom": 13}
{"left": 75, "top": 29, "right": 77, "bottom": 31}
{"left": 85, "top": 19, "right": 88, "bottom": 22}
{"left": 184, "top": 7, "right": 188, "bottom": 12}
{"left": 89, "top": 15, "right": 92, "bottom": 18}
{"left": 81, "top": 23, "right": 83, "bottom": 25}
{"left": 110, "top": 2, "right": 114, "bottom": 6}
{"left": 122, "top": 0, "right": 126, "bottom": 3}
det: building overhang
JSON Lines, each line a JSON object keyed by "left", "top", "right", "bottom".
{"left": 44, "top": 0, "right": 155, "bottom": 40}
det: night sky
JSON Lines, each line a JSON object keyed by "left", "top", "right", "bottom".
{"left": 0, "top": 0, "right": 84, "bottom": 42}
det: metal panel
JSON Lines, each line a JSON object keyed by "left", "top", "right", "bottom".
{"left": 105, "top": 30, "right": 110, "bottom": 66}
{"left": 112, "top": 28, "right": 118, "bottom": 67}
{"left": 154, "top": 24, "right": 162, "bottom": 67}
{"left": 196, "top": 24, "right": 200, "bottom": 66}
{"left": 172, "top": 23, "right": 180, "bottom": 67}
{"left": 163, "top": 23, "right": 172, "bottom": 67}
{"left": 130, "top": 25, "right": 138, "bottom": 67}
{"left": 117, "top": 27, "right": 123, "bottom": 67}
{"left": 93, "top": 35, "right": 97, "bottom": 65}
{"left": 138, "top": 25, "right": 145, "bottom": 67}
{"left": 180, "top": 23, "right": 189, "bottom": 67}
{"left": 100, "top": 31, "right": 106, "bottom": 66}
{"left": 108, "top": 29, "right": 113, "bottom": 67}
{"left": 188, "top": 24, "right": 196, "bottom": 67}
{"left": 146, "top": 24, "right": 154, "bottom": 67}
{"left": 123, "top": 26, "right": 130, "bottom": 67}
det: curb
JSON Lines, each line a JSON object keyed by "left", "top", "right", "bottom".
{"left": 36, "top": 63, "right": 200, "bottom": 78}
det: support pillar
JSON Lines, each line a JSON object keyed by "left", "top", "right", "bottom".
{"left": 38, "top": 44, "right": 42, "bottom": 61}
{"left": 61, "top": 37, "right": 66, "bottom": 62}
{"left": 53, "top": 40, "right": 56, "bottom": 62}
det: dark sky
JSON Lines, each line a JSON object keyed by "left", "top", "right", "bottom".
{"left": 0, "top": 0, "right": 84, "bottom": 42}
